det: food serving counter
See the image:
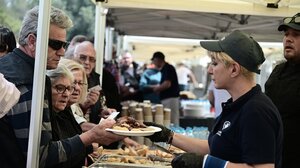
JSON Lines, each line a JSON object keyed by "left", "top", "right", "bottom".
{"left": 87, "top": 145, "right": 183, "bottom": 168}
{"left": 89, "top": 156, "right": 171, "bottom": 168}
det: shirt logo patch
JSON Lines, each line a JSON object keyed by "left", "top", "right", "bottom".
{"left": 222, "top": 121, "right": 231, "bottom": 130}
{"left": 216, "top": 121, "right": 231, "bottom": 136}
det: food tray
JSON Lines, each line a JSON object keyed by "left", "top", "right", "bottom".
{"left": 89, "top": 162, "right": 171, "bottom": 168}
{"left": 88, "top": 154, "right": 171, "bottom": 168}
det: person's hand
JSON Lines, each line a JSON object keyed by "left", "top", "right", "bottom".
{"left": 143, "top": 122, "right": 172, "bottom": 142}
{"left": 89, "top": 143, "right": 100, "bottom": 158}
{"left": 80, "top": 89, "right": 100, "bottom": 111}
{"left": 85, "top": 89, "right": 100, "bottom": 106}
{"left": 120, "top": 85, "right": 130, "bottom": 96}
{"left": 171, "top": 153, "right": 204, "bottom": 168}
{"left": 99, "top": 108, "right": 115, "bottom": 119}
{"left": 152, "top": 85, "right": 160, "bottom": 93}
{"left": 123, "top": 137, "right": 140, "bottom": 148}
{"left": 87, "top": 119, "right": 125, "bottom": 146}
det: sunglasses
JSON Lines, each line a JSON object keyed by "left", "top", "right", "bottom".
{"left": 283, "top": 16, "right": 300, "bottom": 24}
{"left": 48, "top": 39, "right": 68, "bottom": 50}
{"left": 53, "top": 84, "right": 74, "bottom": 94}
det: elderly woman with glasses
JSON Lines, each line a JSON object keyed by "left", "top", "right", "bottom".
{"left": 48, "top": 64, "right": 75, "bottom": 113}
{"left": 47, "top": 63, "right": 124, "bottom": 168}
{"left": 60, "top": 58, "right": 140, "bottom": 150}
{"left": 47, "top": 64, "right": 90, "bottom": 168}
{"left": 59, "top": 58, "right": 96, "bottom": 131}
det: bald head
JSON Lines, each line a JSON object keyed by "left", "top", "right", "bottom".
{"left": 73, "top": 41, "right": 96, "bottom": 77}
{"left": 74, "top": 41, "right": 95, "bottom": 55}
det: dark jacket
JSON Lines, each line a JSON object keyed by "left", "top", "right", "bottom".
{"left": 0, "top": 116, "right": 26, "bottom": 168}
{"left": 265, "top": 61, "right": 300, "bottom": 168}
{"left": 88, "top": 69, "right": 121, "bottom": 124}
{"left": 120, "top": 61, "right": 141, "bottom": 89}
{"left": 88, "top": 69, "right": 121, "bottom": 149}
{"left": 50, "top": 107, "right": 93, "bottom": 168}
{"left": 120, "top": 61, "right": 143, "bottom": 101}
{"left": 0, "top": 48, "right": 85, "bottom": 167}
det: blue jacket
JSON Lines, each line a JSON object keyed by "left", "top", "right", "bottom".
{"left": 139, "top": 68, "right": 161, "bottom": 103}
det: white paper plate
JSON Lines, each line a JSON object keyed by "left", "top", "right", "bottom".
{"left": 106, "top": 126, "right": 162, "bottom": 136}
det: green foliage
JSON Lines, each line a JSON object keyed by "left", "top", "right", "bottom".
{"left": 0, "top": 10, "right": 21, "bottom": 34}
{"left": 63, "top": 0, "right": 96, "bottom": 41}
{"left": 0, "top": 0, "right": 96, "bottom": 41}
{"left": 0, "top": 1, "right": 23, "bottom": 39}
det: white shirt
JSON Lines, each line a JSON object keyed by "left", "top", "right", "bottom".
{"left": 208, "top": 81, "right": 231, "bottom": 117}
{"left": 0, "top": 73, "right": 20, "bottom": 118}
{"left": 71, "top": 103, "right": 88, "bottom": 124}
{"left": 176, "top": 66, "right": 191, "bottom": 85}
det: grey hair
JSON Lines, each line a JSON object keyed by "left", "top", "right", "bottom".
{"left": 19, "top": 6, "right": 73, "bottom": 46}
{"left": 47, "top": 63, "right": 74, "bottom": 85}
{"left": 64, "top": 46, "right": 76, "bottom": 59}
{"left": 73, "top": 41, "right": 94, "bottom": 55}
{"left": 59, "top": 58, "right": 87, "bottom": 103}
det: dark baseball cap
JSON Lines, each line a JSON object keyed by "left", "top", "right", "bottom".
{"left": 278, "top": 13, "right": 300, "bottom": 31}
{"left": 200, "top": 30, "right": 265, "bottom": 74}
{"left": 151, "top": 51, "right": 165, "bottom": 61}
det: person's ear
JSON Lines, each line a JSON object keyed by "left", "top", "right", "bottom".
{"left": 27, "top": 34, "right": 36, "bottom": 50}
{"left": 230, "top": 62, "right": 241, "bottom": 77}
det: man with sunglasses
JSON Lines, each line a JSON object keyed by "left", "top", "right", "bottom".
{"left": 0, "top": 6, "right": 73, "bottom": 167}
{"left": 265, "top": 13, "right": 300, "bottom": 168}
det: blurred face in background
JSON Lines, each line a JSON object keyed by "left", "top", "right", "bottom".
{"left": 74, "top": 41, "right": 96, "bottom": 77}
{"left": 151, "top": 58, "right": 163, "bottom": 70}
{"left": 51, "top": 76, "right": 74, "bottom": 112}
{"left": 68, "top": 69, "right": 86, "bottom": 105}
{"left": 121, "top": 52, "right": 133, "bottom": 68}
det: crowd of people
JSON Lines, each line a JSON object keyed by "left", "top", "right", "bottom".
{"left": 0, "top": 6, "right": 124, "bottom": 168}
{"left": 0, "top": 4, "right": 299, "bottom": 168}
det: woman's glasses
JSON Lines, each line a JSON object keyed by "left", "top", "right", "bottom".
{"left": 73, "top": 81, "right": 87, "bottom": 87}
{"left": 283, "top": 16, "right": 300, "bottom": 24}
{"left": 53, "top": 84, "right": 74, "bottom": 94}
{"left": 48, "top": 39, "right": 68, "bottom": 50}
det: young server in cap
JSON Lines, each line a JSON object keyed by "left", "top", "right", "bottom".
{"left": 265, "top": 13, "right": 300, "bottom": 168}
{"left": 144, "top": 30, "right": 283, "bottom": 168}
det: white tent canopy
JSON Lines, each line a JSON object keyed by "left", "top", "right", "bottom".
{"left": 91, "top": 0, "right": 300, "bottom": 66}
{"left": 98, "top": 0, "right": 300, "bottom": 17}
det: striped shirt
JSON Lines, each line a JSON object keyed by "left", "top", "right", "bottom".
{"left": 0, "top": 48, "right": 85, "bottom": 167}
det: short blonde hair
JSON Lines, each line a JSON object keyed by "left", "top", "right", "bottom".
{"left": 209, "top": 51, "right": 255, "bottom": 80}
{"left": 59, "top": 58, "right": 87, "bottom": 104}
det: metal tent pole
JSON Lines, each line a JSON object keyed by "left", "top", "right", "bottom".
{"left": 26, "top": 0, "right": 51, "bottom": 167}
{"left": 94, "top": 2, "right": 107, "bottom": 85}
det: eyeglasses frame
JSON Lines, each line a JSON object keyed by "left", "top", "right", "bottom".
{"left": 53, "top": 84, "right": 75, "bottom": 94}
